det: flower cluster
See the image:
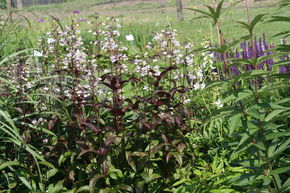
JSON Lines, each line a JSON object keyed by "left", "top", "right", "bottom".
{"left": 214, "top": 34, "right": 289, "bottom": 75}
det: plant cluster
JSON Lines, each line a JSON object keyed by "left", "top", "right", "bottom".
{"left": 0, "top": 0, "right": 289, "bottom": 193}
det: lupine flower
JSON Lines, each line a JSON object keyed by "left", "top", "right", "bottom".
{"left": 212, "top": 35, "right": 288, "bottom": 78}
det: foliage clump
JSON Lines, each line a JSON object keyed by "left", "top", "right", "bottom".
{"left": 0, "top": 0, "right": 289, "bottom": 192}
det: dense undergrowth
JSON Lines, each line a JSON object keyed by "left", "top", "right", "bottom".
{"left": 0, "top": 0, "right": 289, "bottom": 192}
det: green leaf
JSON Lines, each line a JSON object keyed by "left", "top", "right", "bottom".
{"left": 0, "top": 161, "right": 21, "bottom": 170}
{"left": 272, "top": 138, "right": 290, "bottom": 157}
{"left": 247, "top": 107, "right": 263, "bottom": 120}
{"left": 236, "top": 21, "right": 250, "bottom": 30}
{"left": 253, "top": 141, "right": 266, "bottom": 151}
{"left": 260, "top": 175, "right": 272, "bottom": 186}
{"left": 186, "top": 8, "right": 212, "bottom": 18}
{"left": 18, "top": 176, "right": 33, "bottom": 190}
{"left": 172, "top": 179, "right": 187, "bottom": 187}
{"left": 235, "top": 159, "right": 261, "bottom": 168}
{"left": 265, "top": 110, "right": 286, "bottom": 122}
{"left": 268, "top": 140, "right": 279, "bottom": 157}
{"left": 46, "top": 168, "right": 58, "bottom": 179}
{"left": 58, "top": 151, "right": 71, "bottom": 166}
{"left": 216, "top": 0, "right": 225, "bottom": 18}
{"left": 231, "top": 173, "right": 260, "bottom": 186}
{"left": 231, "top": 70, "right": 269, "bottom": 85}
{"left": 229, "top": 113, "right": 242, "bottom": 135}
{"left": 281, "top": 178, "right": 290, "bottom": 192}
{"left": 0, "top": 48, "right": 34, "bottom": 66}
{"left": 269, "top": 16, "right": 290, "bottom": 23}
{"left": 250, "top": 14, "right": 266, "bottom": 31}
{"left": 265, "top": 132, "right": 290, "bottom": 140}
{"left": 270, "top": 166, "right": 290, "bottom": 175}
{"left": 210, "top": 189, "right": 237, "bottom": 193}
{"left": 236, "top": 90, "right": 254, "bottom": 102}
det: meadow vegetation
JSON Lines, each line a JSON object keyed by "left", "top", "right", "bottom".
{"left": 0, "top": 0, "right": 289, "bottom": 192}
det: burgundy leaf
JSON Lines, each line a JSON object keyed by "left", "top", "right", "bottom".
{"left": 153, "top": 90, "right": 171, "bottom": 99}
{"left": 175, "top": 117, "right": 182, "bottom": 127}
{"left": 97, "top": 147, "right": 108, "bottom": 155}
{"left": 161, "top": 134, "right": 169, "bottom": 143}
{"left": 140, "top": 120, "right": 151, "bottom": 131}
{"left": 48, "top": 118, "right": 58, "bottom": 130}
{"left": 154, "top": 65, "right": 177, "bottom": 86}
{"left": 79, "top": 149, "right": 98, "bottom": 157}
{"left": 111, "top": 108, "right": 126, "bottom": 116}
{"left": 149, "top": 143, "right": 165, "bottom": 154}
{"left": 82, "top": 122, "right": 100, "bottom": 134}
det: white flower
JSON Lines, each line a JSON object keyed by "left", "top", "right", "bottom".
{"left": 33, "top": 50, "right": 43, "bottom": 57}
{"left": 26, "top": 82, "right": 33, "bottom": 88}
{"left": 196, "top": 69, "right": 204, "bottom": 80}
{"left": 209, "top": 53, "right": 214, "bottom": 58}
{"left": 125, "top": 34, "right": 134, "bottom": 41}
{"left": 184, "top": 43, "right": 192, "bottom": 49}
{"left": 215, "top": 99, "right": 224, "bottom": 108}
{"left": 184, "top": 99, "right": 190, "bottom": 104}
{"left": 173, "top": 75, "right": 179, "bottom": 80}
{"left": 200, "top": 83, "right": 206, "bottom": 89}
{"left": 188, "top": 73, "right": 196, "bottom": 80}
{"left": 153, "top": 34, "right": 162, "bottom": 41}
{"left": 153, "top": 59, "right": 158, "bottom": 63}
{"left": 32, "top": 120, "right": 38, "bottom": 125}
{"left": 113, "top": 30, "right": 120, "bottom": 37}
{"left": 193, "top": 83, "right": 200, "bottom": 90}
{"left": 47, "top": 38, "right": 55, "bottom": 44}
{"left": 154, "top": 65, "right": 160, "bottom": 70}
{"left": 40, "top": 106, "right": 47, "bottom": 111}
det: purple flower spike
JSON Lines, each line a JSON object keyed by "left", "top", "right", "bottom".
{"left": 73, "top": 10, "right": 80, "bottom": 15}
{"left": 225, "top": 52, "right": 230, "bottom": 60}
{"left": 214, "top": 52, "right": 220, "bottom": 61}
{"left": 235, "top": 49, "right": 240, "bottom": 59}
{"left": 36, "top": 19, "right": 44, "bottom": 23}
{"left": 280, "top": 66, "right": 287, "bottom": 74}
{"left": 232, "top": 66, "right": 239, "bottom": 76}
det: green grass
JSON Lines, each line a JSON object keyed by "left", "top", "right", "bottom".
{"left": 0, "top": 0, "right": 287, "bottom": 49}
{"left": 20, "top": 0, "right": 125, "bottom": 12}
